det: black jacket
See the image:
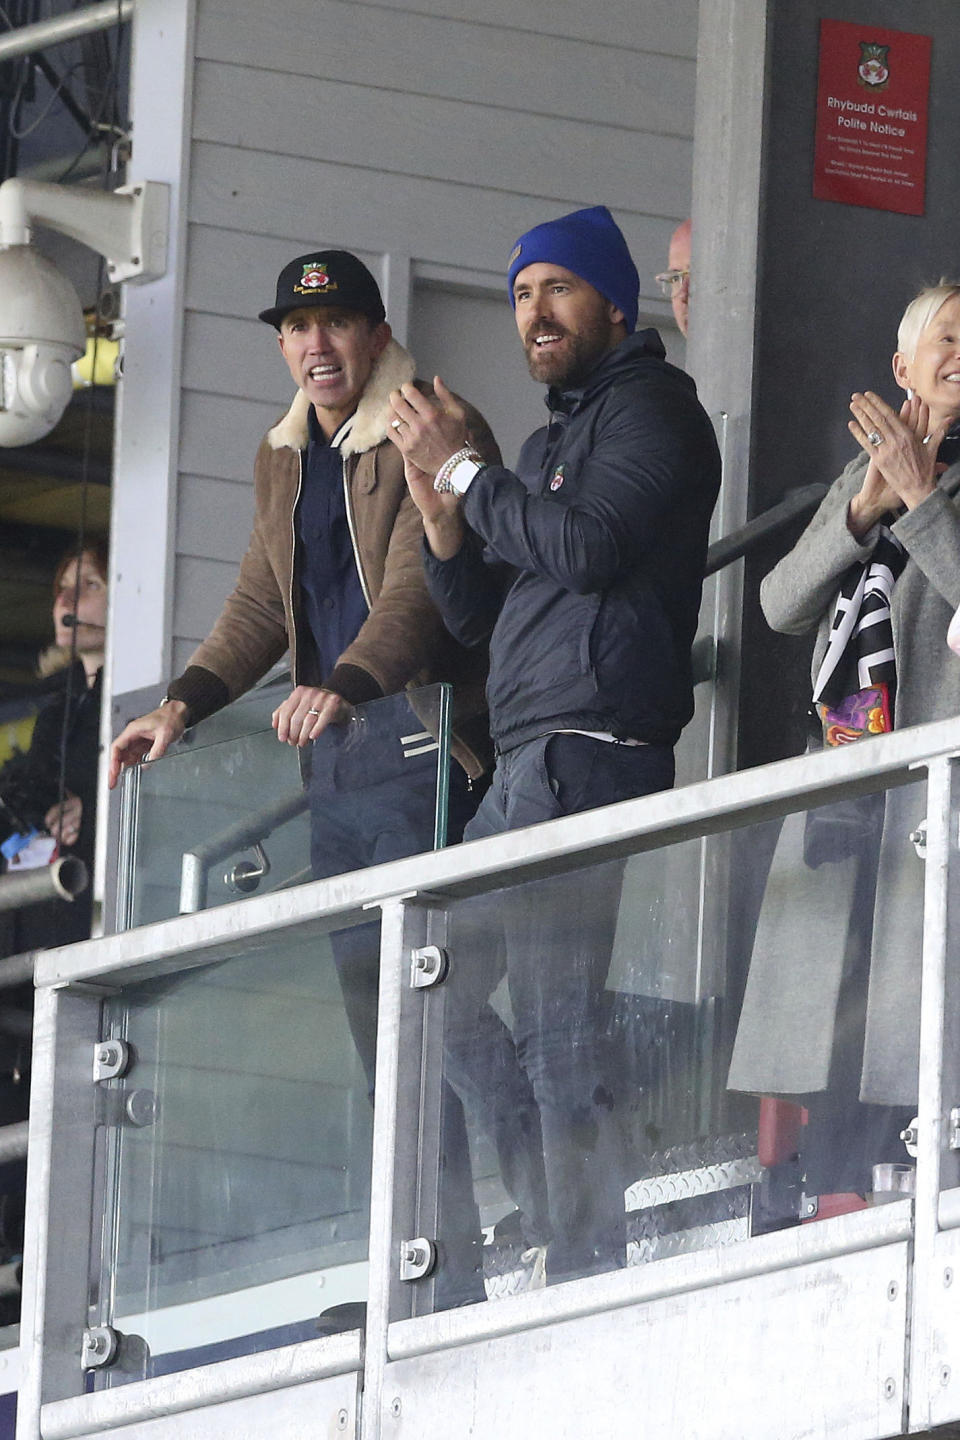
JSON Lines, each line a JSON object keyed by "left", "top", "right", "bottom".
{"left": 424, "top": 330, "right": 721, "bottom": 751}
{"left": 0, "top": 663, "right": 100, "bottom": 955}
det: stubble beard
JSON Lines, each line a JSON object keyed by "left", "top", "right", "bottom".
{"left": 524, "top": 315, "right": 618, "bottom": 389}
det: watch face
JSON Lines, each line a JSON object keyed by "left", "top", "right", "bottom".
{"left": 452, "top": 459, "right": 483, "bottom": 495}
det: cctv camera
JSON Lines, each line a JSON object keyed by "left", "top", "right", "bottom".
{"left": 0, "top": 244, "right": 86, "bottom": 446}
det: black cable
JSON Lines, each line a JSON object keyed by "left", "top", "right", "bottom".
{"left": 48, "top": 2, "right": 127, "bottom": 864}
{"left": 56, "top": 0, "right": 128, "bottom": 184}
{"left": 20, "top": 53, "right": 93, "bottom": 141}
{"left": 0, "top": 0, "right": 126, "bottom": 864}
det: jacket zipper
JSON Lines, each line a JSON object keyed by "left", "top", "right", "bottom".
{"left": 342, "top": 452, "right": 373, "bottom": 611}
{"left": 289, "top": 450, "right": 304, "bottom": 682}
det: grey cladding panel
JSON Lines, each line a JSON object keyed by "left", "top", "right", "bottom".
{"left": 193, "top": 61, "right": 691, "bottom": 220}
{"left": 182, "top": 312, "right": 292, "bottom": 405}
{"left": 189, "top": 142, "right": 679, "bottom": 286}
{"left": 196, "top": 1, "right": 694, "bottom": 134}
{"left": 410, "top": 285, "right": 541, "bottom": 472}
{"left": 186, "top": 225, "right": 384, "bottom": 323}
{"left": 176, "top": 475, "right": 255, "bottom": 563}
{"left": 296, "top": 0, "right": 699, "bottom": 56}
{"left": 173, "top": 554, "right": 251, "bottom": 644}
{"left": 179, "top": 389, "right": 283, "bottom": 482}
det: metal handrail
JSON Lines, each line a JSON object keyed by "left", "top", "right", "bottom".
{"left": 704, "top": 484, "right": 828, "bottom": 577}
{"left": 39, "top": 712, "right": 960, "bottom": 991}
{"left": 178, "top": 791, "right": 309, "bottom": 915}
{"left": 0, "top": 0, "right": 132, "bottom": 62}
{"left": 158, "top": 488, "right": 825, "bottom": 912}
{"left": 0, "top": 950, "right": 36, "bottom": 990}
{"left": 0, "top": 1121, "right": 29, "bottom": 1164}
{"left": 0, "top": 856, "right": 87, "bottom": 913}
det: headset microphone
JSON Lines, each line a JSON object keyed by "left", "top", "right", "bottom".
{"left": 62, "top": 614, "right": 106, "bottom": 631}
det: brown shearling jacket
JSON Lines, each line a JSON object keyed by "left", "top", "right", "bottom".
{"left": 168, "top": 340, "right": 498, "bottom": 778}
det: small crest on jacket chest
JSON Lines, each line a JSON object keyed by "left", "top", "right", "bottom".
{"left": 548, "top": 463, "right": 566, "bottom": 492}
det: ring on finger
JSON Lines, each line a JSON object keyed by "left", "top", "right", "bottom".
{"left": 306, "top": 708, "right": 322, "bottom": 716}
{"left": 390, "top": 418, "right": 403, "bottom": 431}
{"left": 867, "top": 429, "right": 884, "bottom": 446}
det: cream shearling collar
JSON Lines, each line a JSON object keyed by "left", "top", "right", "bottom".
{"left": 266, "top": 338, "right": 416, "bottom": 457}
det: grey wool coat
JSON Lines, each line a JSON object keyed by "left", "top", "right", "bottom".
{"left": 728, "top": 451, "right": 960, "bottom": 1106}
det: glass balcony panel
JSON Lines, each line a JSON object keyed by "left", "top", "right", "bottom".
{"left": 421, "top": 778, "right": 924, "bottom": 1306}
{"left": 92, "top": 919, "right": 376, "bottom": 1385}
{"left": 119, "top": 684, "right": 451, "bottom": 929}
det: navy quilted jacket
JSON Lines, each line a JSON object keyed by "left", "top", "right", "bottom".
{"left": 424, "top": 330, "right": 721, "bottom": 752}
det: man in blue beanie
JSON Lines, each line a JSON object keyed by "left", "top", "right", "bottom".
{"left": 387, "top": 205, "right": 721, "bottom": 1288}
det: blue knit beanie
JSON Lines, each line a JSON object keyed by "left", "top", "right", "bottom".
{"left": 507, "top": 205, "right": 639, "bottom": 333}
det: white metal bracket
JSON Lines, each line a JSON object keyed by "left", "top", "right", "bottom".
{"left": 948, "top": 1107, "right": 960, "bottom": 1152}
{"left": 410, "top": 945, "right": 448, "bottom": 990}
{"left": 399, "top": 1237, "right": 437, "bottom": 1281}
{"left": 0, "top": 176, "right": 169, "bottom": 284}
{"left": 93, "top": 1038, "right": 131, "bottom": 1082}
{"left": 901, "top": 1117, "right": 919, "bottom": 1158}
{"left": 81, "top": 1325, "right": 120, "bottom": 1370}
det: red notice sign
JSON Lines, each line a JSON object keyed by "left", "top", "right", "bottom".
{"left": 813, "top": 18, "right": 931, "bottom": 217}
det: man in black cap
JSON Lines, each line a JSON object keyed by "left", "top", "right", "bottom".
{"left": 109, "top": 252, "right": 540, "bottom": 1308}
{"left": 110, "top": 249, "right": 494, "bottom": 781}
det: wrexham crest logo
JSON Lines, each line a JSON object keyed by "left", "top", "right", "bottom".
{"left": 294, "top": 262, "right": 337, "bottom": 295}
{"left": 857, "top": 41, "right": 890, "bottom": 91}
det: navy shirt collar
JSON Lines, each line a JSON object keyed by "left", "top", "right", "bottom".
{"left": 307, "top": 401, "right": 357, "bottom": 452}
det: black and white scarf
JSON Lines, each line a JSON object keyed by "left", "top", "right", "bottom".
{"left": 812, "top": 525, "right": 907, "bottom": 718}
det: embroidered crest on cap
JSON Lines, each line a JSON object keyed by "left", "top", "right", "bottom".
{"left": 549, "top": 464, "right": 565, "bottom": 492}
{"left": 509, "top": 243, "right": 522, "bottom": 265}
{"left": 294, "top": 262, "right": 338, "bottom": 295}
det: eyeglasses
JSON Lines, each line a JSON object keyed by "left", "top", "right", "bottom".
{"left": 655, "top": 268, "right": 690, "bottom": 296}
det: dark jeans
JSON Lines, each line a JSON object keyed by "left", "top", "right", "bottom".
{"left": 310, "top": 754, "right": 489, "bottom": 1307}
{"left": 445, "top": 733, "right": 675, "bottom": 1282}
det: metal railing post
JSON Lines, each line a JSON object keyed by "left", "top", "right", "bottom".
{"left": 908, "top": 754, "right": 960, "bottom": 1431}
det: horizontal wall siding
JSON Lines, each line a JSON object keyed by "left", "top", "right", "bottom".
{"left": 197, "top": 0, "right": 698, "bottom": 67}
{"left": 170, "top": 0, "right": 698, "bottom": 662}
{"left": 176, "top": 475, "right": 255, "bottom": 564}
{"left": 188, "top": 143, "right": 677, "bottom": 306}
{"left": 192, "top": 63, "right": 690, "bottom": 219}
{"left": 178, "top": 391, "right": 283, "bottom": 481}
{"left": 194, "top": 9, "right": 694, "bottom": 136}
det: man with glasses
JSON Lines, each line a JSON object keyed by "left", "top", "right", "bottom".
{"left": 656, "top": 217, "right": 692, "bottom": 336}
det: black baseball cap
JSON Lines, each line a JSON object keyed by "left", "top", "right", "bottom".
{"left": 258, "top": 250, "right": 386, "bottom": 329}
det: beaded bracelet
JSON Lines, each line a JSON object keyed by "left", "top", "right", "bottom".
{"left": 434, "top": 446, "right": 482, "bottom": 493}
